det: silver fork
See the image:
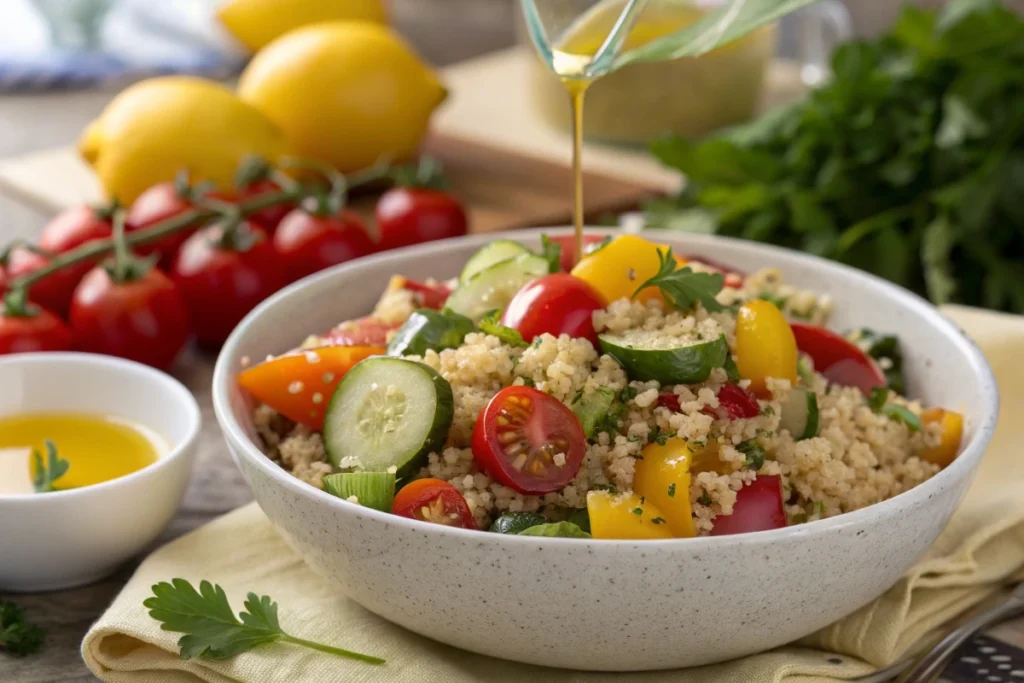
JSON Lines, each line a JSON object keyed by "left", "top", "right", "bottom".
{"left": 853, "top": 583, "right": 1024, "bottom": 683}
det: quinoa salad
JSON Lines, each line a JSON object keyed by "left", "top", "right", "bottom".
{"left": 238, "top": 234, "right": 965, "bottom": 539}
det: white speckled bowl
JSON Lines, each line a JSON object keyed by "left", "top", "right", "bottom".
{"left": 213, "top": 229, "right": 998, "bottom": 671}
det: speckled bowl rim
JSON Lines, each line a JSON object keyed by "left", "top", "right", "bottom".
{"left": 213, "top": 228, "right": 1000, "bottom": 549}
{"left": 0, "top": 352, "right": 202, "bottom": 503}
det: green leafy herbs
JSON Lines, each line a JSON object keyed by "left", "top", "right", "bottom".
{"left": 478, "top": 310, "right": 528, "bottom": 347}
{"left": 646, "top": 0, "right": 1024, "bottom": 314}
{"left": 539, "top": 234, "right": 561, "bottom": 274}
{"left": 697, "top": 491, "right": 713, "bottom": 506}
{"left": 0, "top": 601, "right": 45, "bottom": 656}
{"left": 667, "top": 483, "right": 677, "bottom": 498}
{"left": 144, "top": 579, "right": 384, "bottom": 664}
{"left": 32, "top": 440, "right": 69, "bottom": 493}
{"left": 868, "top": 388, "right": 922, "bottom": 432}
{"left": 648, "top": 425, "right": 671, "bottom": 446}
{"left": 847, "top": 328, "right": 906, "bottom": 394}
{"left": 634, "top": 248, "right": 725, "bottom": 312}
{"left": 387, "top": 308, "right": 474, "bottom": 357}
{"left": 723, "top": 353, "right": 741, "bottom": 383}
{"left": 736, "top": 438, "right": 766, "bottom": 470}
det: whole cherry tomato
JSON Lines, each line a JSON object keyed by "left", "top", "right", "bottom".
{"left": 171, "top": 221, "right": 286, "bottom": 347}
{"left": 710, "top": 475, "right": 787, "bottom": 536}
{"left": 500, "top": 273, "right": 606, "bottom": 348}
{"left": 6, "top": 247, "right": 89, "bottom": 317}
{"left": 70, "top": 264, "right": 190, "bottom": 369}
{"left": 391, "top": 478, "right": 477, "bottom": 529}
{"left": 126, "top": 180, "right": 201, "bottom": 264}
{"left": 790, "top": 323, "right": 885, "bottom": 395}
{"left": 375, "top": 187, "right": 468, "bottom": 252}
{"left": 545, "top": 234, "right": 608, "bottom": 272}
{"left": 234, "top": 179, "right": 294, "bottom": 233}
{"left": 472, "top": 385, "right": 586, "bottom": 495}
{"left": 274, "top": 206, "right": 374, "bottom": 283}
{"left": 0, "top": 306, "right": 73, "bottom": 354}
{"left": 39, "top": 204, "right": 113, "bottom": 255}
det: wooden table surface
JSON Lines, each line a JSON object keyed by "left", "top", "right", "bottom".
{"left": 0, "top": 3, "right": 516, "bottom": 681}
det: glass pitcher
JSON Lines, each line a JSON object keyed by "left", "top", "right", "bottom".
{"left": 518, "top": 0, "right": 852, "bottom": 144}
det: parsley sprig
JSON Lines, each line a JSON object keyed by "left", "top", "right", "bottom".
{"left": 145, "top": 579, "right": 384, "bottom": 664}
{"left": 32, "top": 440, "right": 70, "bottom": 493}
{"left": 479, "top": 310, "right": 528, "bottom": 347}
{"left": 633, "top": 248, "right": 725, "bottom": 312}
{"left": 0, "top": 601, "right": 45, "bottom": 656}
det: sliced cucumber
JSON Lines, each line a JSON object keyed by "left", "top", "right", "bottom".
{"left": 445, "top": 253, "right": 549, "bottom": 321}
{"left": 323, "top": 357, "right": 453, "bottom": 477}
{"left": 387, "top": 308, "right": 475, "bottom": 357}
{"left": 779, "top": 387, "right": 819, "bottom": 440}
{"left": 459, "top": 240, "right": 531, "bottom": 283}
{"left": 518, "top": 521, "right": 591, "bottom": 538}
{"left": 598, "top": 333, "right": 729, "bottom": 384}
{"left": 572, "top": 387, "right": 616, "bottom": 439}
{"left": 490, "top": 512, "right": 548, "bottom": 534}
{"left": 797, "top": 354, "right": 816, "bottom": 386}
{"left": 323, "top": 471, "right": 396, "bottom": 512}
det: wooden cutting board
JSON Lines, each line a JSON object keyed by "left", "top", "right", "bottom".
{"left": 0, "top": 47, "right": 804, "bottom": 233}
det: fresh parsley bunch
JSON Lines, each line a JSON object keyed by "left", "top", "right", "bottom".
{"left": 647, "top": 0, "right": 1024, "bottom": 313}
{"left": 0, "top": 601, "right": 45, "bottom": 656}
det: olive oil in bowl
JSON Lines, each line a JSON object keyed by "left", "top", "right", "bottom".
{"left": 0, "top": 412, "right": 164, "bottom": 493}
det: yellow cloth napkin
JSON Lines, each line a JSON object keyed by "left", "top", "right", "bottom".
{"left": 83, "top": 305, "right": 1024, "bottom": 683}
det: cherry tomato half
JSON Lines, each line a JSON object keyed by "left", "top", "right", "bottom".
{"left": 324, "top": 316, "right": 398, "bottom": 347}
{"left": 710, "top": 474, "right": 787, "bottom": 536}
{"left": 392, "top": 478, "right": 477, "bottom": 529}
{"left": 400, "top": 278, "right": 452, "bottom": 310}
{"left": 171, "top": 221, "right": 285, "bottom": 347}
{"left": 375, "top": 187, "right": 468, "bottom": 252}
{"left": 0, "top": 308, "right": 73, "bottom": 355}
{"left": 702, "top": 383, "right": 760, "bottom": 420}
{"left": 69, "top": 266, "right": 190, "bottom": 370}
{"left": 790, "top": 323, "right": 885, "bottom": 395}
{"left": 500, "top": 273, "right": 606, "bottom": 348}
{"left": 472, "top": 385, "right": 586, "bottom": 495}
{"left": 7, "top": 247, "right": 89, "bottom": 317}
{"left": 126, "top": 181, "right": 199, "bottom": 264}
{"left": 274, "top": 208, "right": 374, "bottom": 283}
{"left": 39, "top": 204, "right": 112, "bottom": 255}
{"left": 734, "top": 300, "right": 798, "bottom": 397}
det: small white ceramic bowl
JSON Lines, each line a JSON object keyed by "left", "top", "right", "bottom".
{"left": 0, "top": 353, "right": 200, "bottom": 592}
{"left": 213, "top": 229, "right": 998, "bottom": 671}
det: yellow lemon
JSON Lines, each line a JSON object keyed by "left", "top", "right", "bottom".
{"left": 80, "top": 76, "right": 287, "bottom": 203}
{"left": 238, "top": 21, "right": 446, "bottom": 174}
{"left": 217, "top": 0, "right": 388, "bottom": 52}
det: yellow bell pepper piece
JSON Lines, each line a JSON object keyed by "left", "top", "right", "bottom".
{"left": 586, "top": 490, "right": 673, "bottom": 540}
{"left": 734, "top": 300, "right": 798, "bottom": 396}
{"left": 633, "top": 438, "right": 696, "bottom": 538}
{"left": 919, "top": 408, "right": 963, "bottom": 468}
{"left": 570, "top": 235, "right": 684, "bottom": 305}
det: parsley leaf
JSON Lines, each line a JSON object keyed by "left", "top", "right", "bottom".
{"left": 32, "top": 440, "right": 69, "bottom": 493}
{"left": 0, "top": 601, "right": 45, "bottom": 656}
{"left": 698, "top": 492, "right": 713, "bottom": 506}
{"left": 736, "top": 438, "right": 766, "bottom": 470}
{"left": 667, "top": 483, "right": 677, "bottom": 498}
{"left": 144, "top": 579, "right": 384, "bottom": 664}
{"left": 539, "top": 234, "right": 561, "bottom": 274}
{"left": 479, "top": 310, "right": 528, "bottom": 347}
{"left": 867, "top": 387, "right": 921, "bottom": 431}
{"left": 633, "top": 248, "right": 725, "bottom": 312}
{"left": 868, "top": 386, "right": 890, "bottom": 412}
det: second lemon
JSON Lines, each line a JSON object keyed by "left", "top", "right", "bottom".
{"left": 238, "top": 22, "right": 447, "bottom": 174}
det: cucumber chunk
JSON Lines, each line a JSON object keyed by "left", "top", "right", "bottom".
{"left": 571, "top": 387, "right": 616, "bottom": 439}
{"left": 323, "top": 471, "right": 396, "bottom": 512}
{"left": 779, "top": 387, "right": 819, "bottom": 440}
{"left": 518, "top": 522, "right": 591, "bottom": 538}
{"left": 387, "top": 308, "right": 475, "bottom": 357}
{"left": 598, "top": 333, "right": 729, "bottom": 384}
{"left": 323, "top": 357, "right": 454, "bottom": 477}
{"left": 490, "top": 512, "right": 548, "bottom": 534}
{"left": 460, "top": 240, "right": 531, "bottom": 283}
{"left": 445, "top": 253, "right": 549, "bottom": 321}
